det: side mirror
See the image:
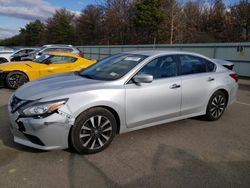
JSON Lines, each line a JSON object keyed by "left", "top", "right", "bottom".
{"left": 38, "top": 52, "right": 42, "bottom": 55}
{"left": 133, "top": 74, "right": 153, "bottom": 85}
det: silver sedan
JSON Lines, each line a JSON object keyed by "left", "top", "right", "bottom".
{"left": 8, "top": 51, "right": 238, "bottom": 153}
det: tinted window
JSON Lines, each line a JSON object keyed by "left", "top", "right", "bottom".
{"left": 179, "top": 55, "right": 207, "bottom": 75}
{"left": 58, "top": 48, "right": 73, "bottom": 52}
{"left": 43, "top": 48, "right": 73, "bottom": 53}
{"left": 138, "top": 56, "right": 177, "bottom": 79}
{"left": 205, "top": 59, "right": 216, "bottom": 72}
{"left": 46, "top": 56, "right": 77, "bottom": 64}
{"left": 19, "top": 50, "right": 26, "bottom": 54}
{"left": 33, "top": 54, "right": 50, "bottom": 63}
{"left": 42, "top": 48, "right": 57, "bottom": 53}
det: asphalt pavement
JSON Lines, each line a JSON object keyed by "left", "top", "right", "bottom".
{"left": 0, "top": 79, "right": 249, "bottom": 188}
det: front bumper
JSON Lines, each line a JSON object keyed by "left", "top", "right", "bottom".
{"left": 8, "top": 101, "right": 75, "bottom": 150}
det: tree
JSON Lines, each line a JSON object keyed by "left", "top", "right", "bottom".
{"left": 20, "top": 20, "right": 45, "bottom": 45}
{"left": 201, "top": 0, "right": 227, "bottom": 42}
{"left": 230, "top": 0, "right": 250, "bottom": 41}
{"left": 102, "top": 0, "right": 134, "bottom": 44}
{"left": 76, "top": 5, "right": 104, "bottom": 45}
{"left": 1, "top": 0, "right": 250, "bottom": 46}
{"left": 158, "top": 0, "right": 183, "bottom": 44}
{"left": 45, "top": 9, "right": 75, "bottom": 44}
{"left": 179, "top": 0, "right": 214, "bottom": 43}
{"left": 133, "top": 0, "right": 164, "bottom": 44}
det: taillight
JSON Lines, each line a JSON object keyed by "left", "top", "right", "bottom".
{"left": 78, "top": 51, "right": 84, "bottom": 57}
{"left": 229, "top": 73, "right": 238, "bottom": 82}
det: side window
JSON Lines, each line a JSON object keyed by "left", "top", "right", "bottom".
{"left": 15, "top": 50, "right": 24, "bottom": 55}
{"left": 205, "top": 59, "right": 216, "bottom": 72}
{"left": 137, "top": 56, "right": 177, "bottom": 79}
{"left": 58, "top": 48, "right": 73, "bottom": 52}
{"left": 43, "top": 48, "right": 56, "bottom": 53}
{"left": 47, "top": 56, "right": 77, "bottom": 64}
{"left": 179, "top": 55, "right": 207, "bottom": 75}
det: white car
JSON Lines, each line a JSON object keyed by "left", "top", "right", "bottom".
{"left": 23, "top": 45, "right": 84, "bottom": 60}
{"left": 10, "top": 48, "right": 37, "bottom": 61}
{"left": 0, "top": 46, "right": 14, "bottom": 63}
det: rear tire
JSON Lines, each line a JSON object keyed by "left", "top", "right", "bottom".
{"left": 70, "top": 107, "right": 117, "bottom": 154}
{"left": 6, "top": 71, "right": 29, "bottom": 89}
{"left": 204, "top": 91, "right": 227, "bottom": 121}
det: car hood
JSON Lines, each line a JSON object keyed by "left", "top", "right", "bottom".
{"left": 0, "top": 61, "right": 34, "bottom": 70}
{"left": 15, "top": 72, "right": 107, "bottom": 100}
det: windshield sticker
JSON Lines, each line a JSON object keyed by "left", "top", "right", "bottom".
{"left": 124, "top": 57, "right": 141, "bottom": 61}
{"left": 110, "top": 72, "right": 118, "bottom": 77}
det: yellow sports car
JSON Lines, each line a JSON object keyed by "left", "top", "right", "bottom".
{"left": 0, "top": 52, "right": 96, "bottom": 89}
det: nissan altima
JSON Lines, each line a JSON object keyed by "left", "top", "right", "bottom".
{"left": 8, "top": 51, "right": 238, "bottom": 154}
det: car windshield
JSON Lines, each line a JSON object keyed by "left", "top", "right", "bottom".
{"left": 79, "top": 53, "right": 148, "bottom": 81}
{"left": 33, "top": 54, "right": 51, "bottom": 63}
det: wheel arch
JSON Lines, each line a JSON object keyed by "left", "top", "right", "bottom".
{"left": 217, "top": 89, "right": 229, "bottom": 106}
{"left": 73, "top": 105, "right": 121, "bottom": 134}
{"left": 0, "top": 57, "right": 9, "bottom": 63}
{"left": 205, "top": 87, "right": 230, "bottom": 113}
{"left": 67, "top": 105, "right": 121, "bottom": 152}
{"left": 5, "top": 70, "right": 30, "bottom": 81}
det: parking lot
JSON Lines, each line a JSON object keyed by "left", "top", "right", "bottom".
{"left": 0, "top": 79, "right": 249, "bottom": 188}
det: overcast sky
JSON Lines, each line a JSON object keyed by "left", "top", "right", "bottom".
{"left": 0, "top": 0, "right": 241, "bottom": 39}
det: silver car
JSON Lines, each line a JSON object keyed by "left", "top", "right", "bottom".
{"left": 8, "top": 51, "right": 238, "bottom": 154}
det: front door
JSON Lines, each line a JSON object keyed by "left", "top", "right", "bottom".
{"left": 125, "top": 55, "right": 181, "bottom": 128}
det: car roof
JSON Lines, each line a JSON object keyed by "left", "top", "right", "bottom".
{"left": 47, "top": 52, "right": 80, "bottom": 58}
{"left": 17, "top": 48, "right": 37, "bottom": 50}
{"left": 124, "top": 50, "right": 208, "bottom": 58}
{"left": 43, "top": 44, "right": 73, "bottom": 48}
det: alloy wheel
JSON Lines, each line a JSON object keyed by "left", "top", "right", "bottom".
{"left": 79, "top": 115, "right": 112, "bottom": 150}
{"left": 210, "top": 95, "right": 225, "bottom": 118}
{"left": 8, "top": 73, "right": 28, "bottom": 88}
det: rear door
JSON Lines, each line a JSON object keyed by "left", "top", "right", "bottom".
{"left": 125, "top": 55, "right": 181, "bottom": 128}
{"left": 178, "top": 54, "right": 217, "bottom": 115}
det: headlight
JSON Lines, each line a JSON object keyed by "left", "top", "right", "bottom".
{"left": 22, "top": 98, "right": 68, "bottom": 117}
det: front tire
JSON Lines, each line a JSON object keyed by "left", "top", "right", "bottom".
{"left": 70, "top": 107, "right": 117, "bottom": 154}
{"left": 204, "top": 91, "right": 227, "bottom": 121}
{"left": 6, "top": 71, "right": 29, "bottom": 89}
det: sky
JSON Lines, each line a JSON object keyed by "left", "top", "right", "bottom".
{"left": 0, "top": 0, "right": 242, "bottom": 39}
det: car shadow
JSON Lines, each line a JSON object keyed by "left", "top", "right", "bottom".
{"left": 65, "top": 144, "right": 250, "bottom": 188}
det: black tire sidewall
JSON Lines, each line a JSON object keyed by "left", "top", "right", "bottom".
{"left": 206, "top": 91, "right": 226, "bottom": 121}
{"left": 6, "top": 71, "right": 29, "bottom": 89}
{"left": 70, "top": 107, "right": 117, "bottom": 154}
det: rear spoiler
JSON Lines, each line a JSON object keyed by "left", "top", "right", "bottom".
{"left": 212, "top": 59, "right": 234, "bottom": 70}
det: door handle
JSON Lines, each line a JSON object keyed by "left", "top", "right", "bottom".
{"left": 170, "top": 84, "right": 181, "bottom": 89}
{"left": 208, "top": 77, "right": 215, "bottom": 81}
